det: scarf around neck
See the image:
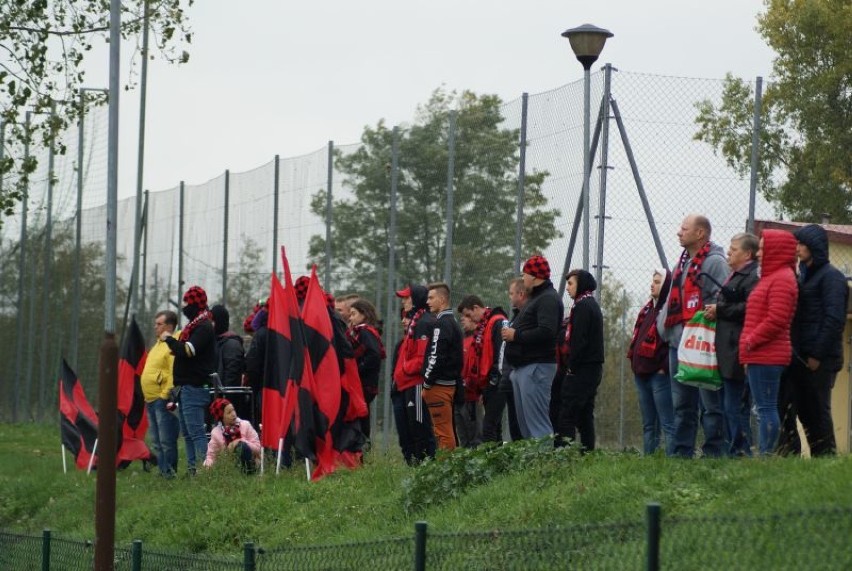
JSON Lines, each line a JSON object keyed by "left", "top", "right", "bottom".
{"left": 665, "top": 241, "right": 711, "bottom": 328}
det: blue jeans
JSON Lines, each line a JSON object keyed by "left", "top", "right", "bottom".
{"left": 722, "top": 377, "right": 753, "bottom": 456}
{"left": 633, "top": 372, "right": 675, "bottom": 455}
{"left": 668, "top": 347, "right": 726, "bottom": 458}
{"left": 147, "top": 398, "right": 180, "bottom": 476}
{"left": 178, "top": 385, "right": 210, "bottom": 470}
{"left": 747, "top": 364, "right": 783, "bottom": 455}
{"left": 511, "top": 363, "right": 556, "bottom": 439}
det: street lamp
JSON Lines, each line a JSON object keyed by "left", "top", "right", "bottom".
{"left": 562, "top": 23, "right": 613, "bottom": 271}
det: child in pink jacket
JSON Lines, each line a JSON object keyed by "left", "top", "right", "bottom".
{"left": 205, "top": 398, "right": 261, "bottom": 473}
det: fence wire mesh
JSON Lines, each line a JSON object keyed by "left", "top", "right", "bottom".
{"left": 0, "top": 69, "right": 849, "bottom": 458}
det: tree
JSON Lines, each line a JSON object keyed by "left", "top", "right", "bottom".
{"left": 694, "top": 0, "right": 851, "bottom": 223}
{"left": 309, "top": 88, "right": 560, "bottom": 308}
{"left": 0, "top": 0, "right": 193, "bottom": 226}
{"left": 225, "top": 235, "right": 267, "bottom": 334}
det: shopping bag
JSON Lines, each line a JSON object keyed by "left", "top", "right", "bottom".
{"left": 674, "top": 310, "right": 722, "bottom": 390}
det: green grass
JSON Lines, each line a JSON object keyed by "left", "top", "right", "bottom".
{"left": 2, "top": 421, "right": 851, "bottom": 563}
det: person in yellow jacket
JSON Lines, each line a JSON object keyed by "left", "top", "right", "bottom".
{"left": 141, "top": 310, "right": 181, "bottom": 478}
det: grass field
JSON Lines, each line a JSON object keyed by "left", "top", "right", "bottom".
{"left": 1, "top": 421, "right": 851, "bottom": 567}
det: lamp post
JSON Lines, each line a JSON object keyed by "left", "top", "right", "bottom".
{"left": 562, "top": 24, "right": 612, "bottom": 271}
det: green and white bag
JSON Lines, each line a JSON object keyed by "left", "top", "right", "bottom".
{"left": 674, "top": 310, "right": 722, "bottom": 390}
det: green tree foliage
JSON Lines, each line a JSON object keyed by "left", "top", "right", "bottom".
{"left": 694, "top": 0, "right": 851, "bottom": 223}
{"left": 309, "top": 88, "right": 560, "bottom": 308}
{"left": 0, "top": 223, "right": 126, "bottom": 420}
{"left": 225, "top": 235, "right": 267, "bottom": 334}
{"left": 0, "top": 0, "right": 193, "bottom": 226}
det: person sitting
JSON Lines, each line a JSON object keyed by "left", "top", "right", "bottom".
{"left": 204, "top": 398, "right": 261, "bottom": 473}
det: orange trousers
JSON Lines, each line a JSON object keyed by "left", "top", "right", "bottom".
{"left": 422, "top": 384, "right": 457, "bottom": 450}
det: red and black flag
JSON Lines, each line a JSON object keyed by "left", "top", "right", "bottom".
{"left": 59, "top": 360, "right": 99, "bottom": 470}
{"left": 300, "top": 268, "right": 345, "bottom": 478}
{"left": 261, "top": 270, "right": 301, "bottom": 450}
{"left": 116, "top": 317, "right": 153, "bottom": 467}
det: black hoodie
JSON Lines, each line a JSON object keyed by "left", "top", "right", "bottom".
{"left": 564, "top": 270, "right": 604, "bottom": 370}
{"left": 210, "top": 305, "right": 246, "bottom": 387}
{"left": 791, "top": 224, "right": 849, "bottom": 371}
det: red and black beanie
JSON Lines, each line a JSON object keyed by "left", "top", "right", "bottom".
{"left": 294, "top": 276, "right": 310, "bottom": 301}
{"left": 522, "top": 255, "right": 551, "bottom": 280}
{"left": 183, "top": 285, "right": 208, "bottom": 309}
{"left": 209, "top": 398, "right": 232, "bottom": 422}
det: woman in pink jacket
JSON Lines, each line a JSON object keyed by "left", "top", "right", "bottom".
{"left": 739, "top": 229, "right": 798, "bottom": 455}
{"left": 205, "top": 398, "right": 261, "bottom": 473}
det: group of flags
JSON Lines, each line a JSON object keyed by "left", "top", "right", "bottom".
{"left": 59, "top": 318, "right": 153, "bottom": 471}
{"left": 262, "top": 249, "right": 368, "bottom": 480}
{"left": 60, "top": 248, "right": 368, "bottom": 481}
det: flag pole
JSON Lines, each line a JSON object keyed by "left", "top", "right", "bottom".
{"left": 276, "top": 438, "right": 284, "bottom": 475}
{"left": 87, "top": 439, "right": 98, "bottom": 475}
{"left": 305, "top": 458, "right": 311, "bottom": 481}
{"left": 61, "top": 444, "right": 67, "bottom": 474}
{"left": 259, "top": 448, "right": 265, "bottom": 475}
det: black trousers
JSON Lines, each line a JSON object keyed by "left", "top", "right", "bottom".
{"left": 555, "top": 364, "right": 602, "bottom": 451}
{"left": 777, "top": 359, "right": 837, "bottom": 456}
{"left": 481, "top": 383, "right": 505, "bottom": 443}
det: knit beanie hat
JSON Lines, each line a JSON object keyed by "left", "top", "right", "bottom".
{"left": 522, "top": 255, "right": 551, "bottom": 280}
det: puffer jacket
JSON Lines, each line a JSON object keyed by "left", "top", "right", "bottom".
{"left": 790, "top": 224, "right": 850, "bottom": 372}
{"left": 739, "top": 230, "right": 798, "bottom": 365}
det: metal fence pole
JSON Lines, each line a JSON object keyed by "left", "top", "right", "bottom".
{"left": 325, "top": 140, "right": 334, "bottom": 291}
{"left": 514, "top": 93, "right": 528, "bottom": 274}
{"left": 646, "top": 503, "right": 661, "bottom": 571}
{"left": 618, "top": 290, "right": 627, "bottom": 449}
{"left": 38, "top": 100, "right": 57, "bottom": 420}
{"left": 414, "top": 521, "right": 427, "bottom": 571}
{"left": 14, "top": 111, "right": 32, "bottom": 422}
{"left": 582, "top": 66, "right": 592, "bottom": 271}
{"left": 178, "top": 181, "right": 185, "bottom": 323}
{"left": 140, "top": 189, "right": 150, "bottom": 322}
{"left": 382, "top": 126, "right": 400, "bottom": 452}
{"left": 593, "top": 64, "right": 613, "bottom": 301}
{"left": 41, "top": 529, "right": 51, "bottom": 571}
{"left": 71, "top": 91, "right": 86, "bottom": 369}
{"left": 223, "top": 169, "right": 230, "bottom": 303}
{"left": 444, "top": 111, "right": 456, "bottom": 287}
{"left": 130, "top": 0, "right": 150, "bottom": 317}
{"left": 747, "top": 76, "right": 763, "bottom": 233}
{"left": 131, "top": 539, "right": 142, "bottom": 571}
{"left": 273, "top": 155, "right": 280, "bottom": 276}
{"left": 243, "top": 541, "right": 256, "bottom": 571}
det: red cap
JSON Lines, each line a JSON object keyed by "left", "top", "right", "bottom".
{"left": 395, "top": 286, "right": 411, "bottom": 298}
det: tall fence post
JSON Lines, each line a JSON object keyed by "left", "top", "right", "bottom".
{"left": 514, "top": 93, "right": 529, "bottom": 274}
{"left": 222, "top": 169, "right": 230, "bottom": 303}
{"left": 14, "top": 111, "right": 32, "bottom": 422}
{"left": 71, "top": 91, "right": 85, "bottom": 370}
{"left": 178, "top": 181, "right": 185, "bottom": 323}
{"left": 38, "top": 100, "right": 57, "bottom": 420}
{"left": 444, "top": 111, "right": 456, "bottom": 287}
{"left": 414, "top": 521, "right": 428, "bottom": 571}
{"left": 41, "top": 529, "right": 51, "bottom": 571}
{"left": 747, "top": 76, "right": 763, "bottom": 233}
{"left": 646, "top": 503, "right": 661, "bottom": 571}
{"left": 130, "top": 0, "right": 150, "bottom": 318}
{"left": 593, "top": 64, "right": 613, "bottom": 301}
{"left": 140, "top": 188, "right": 150, "bottom": 323}
{"left": 273, "top": 155, "right": 280, "bottom": 276}
{"left": 243, "top": 541, "right": 256, "bottom": 571}
{"left": 325, "top": 140, "right": 334, "bottom": 291}
{"left": 131, "top": 539, "right": 142, "bottom": 571}
{"left": 382, "top": 126, "right": 400, "bottom": 453}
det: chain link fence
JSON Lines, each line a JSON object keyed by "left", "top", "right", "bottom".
{"left": 1, "top": 68, "right": 849, "bottom": 452}
{"left": 2, "top": 505, "right": 850, "bottom": 570}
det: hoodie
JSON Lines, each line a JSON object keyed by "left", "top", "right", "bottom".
{"left": 210, "top": 305, "right": 246, "bottom": 387}
{"left": 563, "top": 270, "right": 604, "bottom": 370}
{"left": 393, "top": 284, "right": 437, "bottom": 391}
{"left": 739, "top": 230, "right": 798, "bottom": 365}
{"left": 790, "top": 224, "right": 849, "bottom": 371}
{"left": 628, "top": 270, "right": 672, "bottom": 377}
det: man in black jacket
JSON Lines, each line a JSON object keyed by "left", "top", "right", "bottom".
{"left": 210, "top": 304, "right": 246, "bottom": 388}
{"left": 422, "top": 282, "right": 464, "bottom": 450}
{"left": 554, "top": 269, "right": 604, "bottom": 450}
{"left": 161, "top": 285, "right": 216, "bottom": 474}
{"left": 778, "top": 224, "right": 849, "bottom": 456}
{"left": 502, "top": 255, "right": 564, "bottom": 438}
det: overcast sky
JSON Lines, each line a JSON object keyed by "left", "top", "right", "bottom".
{"left": 84, "top": 0, "right": 776, "bottom": 199}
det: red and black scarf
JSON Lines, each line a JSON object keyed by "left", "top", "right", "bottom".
{"left": 665, "top": 242, "right": 711, "bottom": 328}
{"left": 179, "top": 309, "right": 212, "bottom": 342}
{"left": 406, "top": 308, "right": 426, "bottom": 338}
{"left": 557, "top": 291, "right": 595, "bottom": 365}
{"left": 469, "top": 308, "right": 493, "bottom": 382}
{"left": 628, "top": 300, "right": 661, "bottom": 359}
{"left": 221, "top": 421, "right": 242, "bottom": 445}
{"left": 348, "top": 323, "right": 387, "bottom": 360}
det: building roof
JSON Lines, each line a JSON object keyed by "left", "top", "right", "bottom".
{"left": 754, "top": 220, "right": 852, "bottom": 247}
